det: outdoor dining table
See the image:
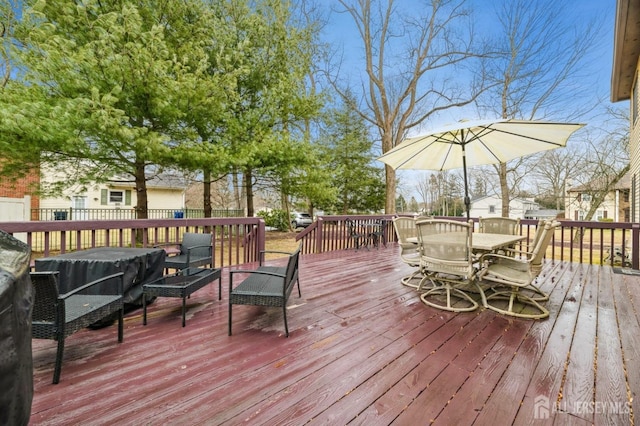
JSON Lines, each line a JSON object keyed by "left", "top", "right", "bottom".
{"left": 34, "top": 247, "right": 166, "bottom": 306}
{"left": 407, "top": 232, "right": 525, "bottom": 253}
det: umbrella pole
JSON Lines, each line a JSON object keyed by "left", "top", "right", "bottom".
{"left": 462, "top": 144, "right": 470, "bottom": 220}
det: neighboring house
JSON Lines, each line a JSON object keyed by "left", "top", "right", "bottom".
{"left": 0, "top": 163, "right": 40, "bottom": 221}
{"left": 565, "top": 172, "right": 631, "bottom": 222}
{"left": 40, "top": 171, "right": 188, "bottom": 219}
{"left": 611, "top": 0, "right": 640, "bottom": 222}
{"left": 469, "top": 195, "right": 540, "bottom": 219}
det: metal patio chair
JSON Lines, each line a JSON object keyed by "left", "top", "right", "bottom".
{"left": 477, "top": 220, "right": 560, "bottom": 319}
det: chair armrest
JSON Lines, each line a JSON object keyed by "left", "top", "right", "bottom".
{"left": 59, "top": 272, "right": 125, "bottom": 299}
{"left": 259, "top": 250, "right": 295, "bottom": 265}
{"left": 153, "top": 242, "right": 179, "bottom": 248}
{"left": 185, "top": 244, "right": 213, "bottom": 252}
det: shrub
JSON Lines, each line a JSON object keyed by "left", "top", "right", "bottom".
{"left": 256, "top": 209, "right": 289, "bottom": 231}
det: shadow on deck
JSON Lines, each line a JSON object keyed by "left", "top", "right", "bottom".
{"left": 29, "top": 244, "right": 639, "bottom": 425}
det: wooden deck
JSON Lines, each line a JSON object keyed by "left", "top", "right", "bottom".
{"left": 28, "top": 244, "right": 639, "bottom": 425}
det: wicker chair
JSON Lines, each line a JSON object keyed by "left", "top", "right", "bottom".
{"left": 157, "top": 232, "right": 213, "bottom": 272}
{"left": 229, "top": 245, "right": 301, "bottom": 337}
{"left": 477, "top": 220, "right": 560, "bottom": 319}
{"left": 392, "top": 217, "right": 422, "bottom": 288}
{"left": 415, "top": 219, "right": 479, "bottom": 312}
{"left": 30, "top": 271, "right": 124, "bottom": 384}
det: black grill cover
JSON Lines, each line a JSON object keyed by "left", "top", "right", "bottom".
{"left": 0, "top": 230, "right": 33, "bottom": 425}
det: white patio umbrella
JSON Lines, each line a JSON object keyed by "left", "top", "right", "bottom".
{"left": 378, "top": 119, "right": 585, "bottom": 218}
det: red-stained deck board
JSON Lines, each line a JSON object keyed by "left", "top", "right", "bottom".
{"left": 614, "top": 270, "right": 640, "bottom": 421}
{"left": 391, "top": 314, "right": 513, "bottom": 424}
{"left": 304, "top": 309, "right": 460, "bottom": 425}
{"left": 175, "top": 297, "right": 425, "bottom": 424}
{"left": 351, "top": 311, "right": 496, "bottom": 424}
{"left": 435, "top": 317, "right": 534, "bottom": 424}
{"left": 229, "top": 305, "right": 452, "bottom": 425}
{"left": 474, "top": 259, "right": 578, "bottom": 424}
{"left": 514, "top": 261, "right": 587, "bottom": 423}
{"left": 593, "top": 265, "right": 632, "bottom": 426}
{"left": 27, "top": 246, "right": 639, "bottom": 425}
{"left": 558, "top": 264, "right": 599, "bottom": 424}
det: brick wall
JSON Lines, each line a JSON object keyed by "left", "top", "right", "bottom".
{"left": 0, "top": 168, "right": 40, "bottom": 210}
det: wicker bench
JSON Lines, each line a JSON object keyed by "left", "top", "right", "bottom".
{"left": 228, "top": 246, "right": 301, "bottom": 337}
{"left": 29, "top": 271, "right": 125, "bottom": 384}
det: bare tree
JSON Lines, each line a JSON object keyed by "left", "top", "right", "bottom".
{"left": 477, "top": 0, "right": 601, "bottom": 217}
{"left": 570, "top": 106, "right": 630, "bottom": 221}
{"left": 534, "top": 145, "right": 586, "bottom": 210}
{"left": 333, "top": 0, "right": 485, "bottom": 213}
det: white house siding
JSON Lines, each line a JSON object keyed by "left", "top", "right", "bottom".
{"left": 565, "top": 190, "right": 626, "bottom": 222}
{"left": 632, "top": 67, "right": 640, "bottom": 222}
{"left": 469, "top": 195, "right": 539, "bottom": 219}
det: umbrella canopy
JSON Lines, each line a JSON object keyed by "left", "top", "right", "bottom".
{"left": 378, "top": 119, "right": 585, "bottom": 217}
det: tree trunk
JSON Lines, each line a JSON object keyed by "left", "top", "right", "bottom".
{"left": 203, "top": 169, "right": 212, "bottom": 218}
{"left": 385, "top": 164, "right": 396, "bottom": 214}
{"left": 133, "top": 161, "right": 147, "bottom": 244}
{"left": 381, "top": 127, "right": 396, "bottom": 214}
{"left": 232, "top": 172, "right": 241, "bottom": 211}
{"left": 244, "top": 168, "right": 254, "bottom": 217}
{"left": 134, "top": 161, "right": 148, "bottom": 220}
{"left": 499, "top": 163, "right": 509, "bottom": 217}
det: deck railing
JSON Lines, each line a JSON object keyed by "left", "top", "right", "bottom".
{"left": 295, "top": 215, "right": 640, "bottom": 269}
{"left": 0, "top": 217, "right": 266, "bottom": 269}
{"left": 2, "top": 215, "right": 637, "bottom": 270}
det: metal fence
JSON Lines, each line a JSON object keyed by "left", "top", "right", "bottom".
{"left": 32, "top": 208, "right": 244, "bottom": 221}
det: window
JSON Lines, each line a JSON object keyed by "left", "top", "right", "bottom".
{"left": 109, "top": 191, "right": 124, "bottom": 203}
{"left": 72, "top": 196, "right": 86, "bottom": 209}
{"left": 488, "top": 205, "right": 495, "bottom": 214}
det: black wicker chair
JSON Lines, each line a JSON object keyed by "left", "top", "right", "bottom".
{"left": 228, "top": 245, "right": 301, "bottom": 337}
{"left": 156, "top": 232, "right": 213, "bottom": 272}
{"left": 30, "top": 271, "right": 124, "bottom": 384}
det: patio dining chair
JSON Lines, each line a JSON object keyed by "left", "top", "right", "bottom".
{"left": 368, "top": 218, "right": 387, "bottom": 249}
{"left": 415, "top": 219, "right": 479, "bottom": 312}
{"left": 346, "top": 218, "right": 368, "bottom": 251}
{"left": 479, "top": 216, "right": 520, "bottom": 235}
{"left": 479, "top": 216, "right": 520, "bottom": 256}
{"left": 392, "top": 216, "right": 422, "bottom": 288}
{"left": 477, "top": 220, "right": 560, "bottom": 319}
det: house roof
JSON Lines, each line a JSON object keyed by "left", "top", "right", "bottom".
{"left": 108, "top": 173, "right": 188, "bottom": 190}
{"left": 470, "top": 195, "right": 537, "bottom": 204}
{"left": 611, "top": 0, "right": 640, "bottom": 102}
{"left": 567, "top": 171, "right": 631, "bottom": 192}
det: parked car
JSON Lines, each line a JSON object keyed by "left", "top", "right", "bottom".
{"left": 291, "top": 212, "right": 313, "bottom": 228}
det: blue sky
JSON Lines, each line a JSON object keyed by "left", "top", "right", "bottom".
{"left": 320, "top": 0, "right": 623, "bottom": 202}
{"left": 321, "top": 0, "right": 618, "bottom": 129}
